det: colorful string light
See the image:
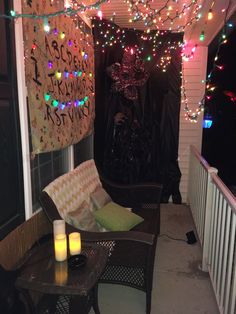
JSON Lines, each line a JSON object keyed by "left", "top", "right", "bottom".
{"left": 181, "top": 44, "right": 197, "bottom": 61}
{"left": 181, "top": 78, "right": 205, "bottom": 123}
{"left": 2, "top": 0, "right": 234, "bottom": 124}
{"left": 0, "top": 0, "right": 109, "bottom": 21}
{"left": 45, "top": 95, "right": 90, "bottom": 110}
{"left": 93, "top": 18, "right": 184, "bottom": 71}
{"left": 125, "top": 0, "right": 202, "bottom": 30}
{"left": 182, "top": 0, "right": 234, "bottom": 123}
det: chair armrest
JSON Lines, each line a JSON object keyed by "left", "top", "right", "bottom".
{"left": 66, "top": 223, "right": 154, "bottom": 246}
{"left": 67, "top": 223, "right": 156, "bottom": 270}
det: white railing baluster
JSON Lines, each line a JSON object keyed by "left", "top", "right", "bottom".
{"left": 212, "top": 190, "right": 219, "bottom": 287}
{"left": 188, "top": 145, "right": 236, "bottom": 314}
{"left": 202, "top": 167, "right": 218, "bottom": 271}
{"left": 210, "top": 186, "right": 217, "bottom": 267}
{"left": 217, "top": 200, "right": 227, "bottom": 300}
{"left": 229, "top": 228, "right": 236, "bottom": 314}
{"left": 220, "top": 205, "right": 231, "bottom": 310}
{"left": 214, "top": 192, "right": 222, "bottom": 288}
{"left": 224, "top": 212, "right": 236, "bottom": 314}
{"left": 200, "top": 171, "right": 207, "bottom": 241}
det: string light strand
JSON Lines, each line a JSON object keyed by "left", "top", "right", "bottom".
{"left": 0, "top": 0, "right": 109, "bottom": 21}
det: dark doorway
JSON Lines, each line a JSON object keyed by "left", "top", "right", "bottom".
{"left": 0, "top": 0, "right": 25, "bottom": 239}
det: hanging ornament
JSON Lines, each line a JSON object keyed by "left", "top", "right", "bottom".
{"left": 107, "top": 48, "right": 149, "bottom": 101}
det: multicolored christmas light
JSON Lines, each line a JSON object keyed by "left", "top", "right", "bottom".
{"left": 2, "top": 0, "right": 234, "bottom": 124}
{"left": 182, "top": 2, "right": 235, "bottom": 123}
{"left": 4, "top": 0, "right": 110, "bottom": 21}
{"left": 125, "top": 0, "right": 202, "bottom": 30}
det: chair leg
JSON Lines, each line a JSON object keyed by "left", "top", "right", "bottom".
{"left": 146, "top": 290, "right": 152, "bottom": 314}
{"left": 92, "top": 284, "right": 100, "bottom": 314}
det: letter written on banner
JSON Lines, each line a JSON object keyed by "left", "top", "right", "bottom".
{"left": 22, "top": 1, "right": 95, "bottom": 153}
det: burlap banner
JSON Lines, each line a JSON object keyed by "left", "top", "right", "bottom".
{"left": 22, "top": 1, "right": 95, "bottom": 153}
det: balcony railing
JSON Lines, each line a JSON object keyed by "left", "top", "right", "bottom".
{"left": 188, "top": 145, "right": 236, "bottom": 314}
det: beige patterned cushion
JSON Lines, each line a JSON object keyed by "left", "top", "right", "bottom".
{"left": 75, "top": 159, "right": 102, "bottom": 195}
{"left": 43, "top": 171, "right": 86, "bottom": 219}
{"left": 74, "top": 159, "right": 102, "bottom": 211}
{"left": 43, "top": 159, "right": 102, "bottom": 220}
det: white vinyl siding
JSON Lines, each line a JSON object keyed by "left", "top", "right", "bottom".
{"left": 178, "top": 46, "right": 208, "bottom": 202}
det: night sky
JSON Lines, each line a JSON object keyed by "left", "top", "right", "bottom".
{"left": 202, "top": 28, "right": 236, "bottom": 188}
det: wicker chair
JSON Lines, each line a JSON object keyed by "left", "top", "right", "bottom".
{"left": 39, "top": 160, "right": 162, "bottom": 314}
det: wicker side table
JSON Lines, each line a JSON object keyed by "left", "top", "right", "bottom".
{"left": 15, "top": 241, "right": 109, "bottom": 314}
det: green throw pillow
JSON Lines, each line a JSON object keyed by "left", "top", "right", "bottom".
{"left": 94, "top": 201, "right": 144, "bottom": 231}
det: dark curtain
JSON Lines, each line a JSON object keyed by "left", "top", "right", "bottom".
{"left": 93, "top": 20, "right": 183, "bottom": 203}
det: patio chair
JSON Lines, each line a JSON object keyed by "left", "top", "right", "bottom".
{"left": 39, "top": 159, "right": 162, "bottom": 314}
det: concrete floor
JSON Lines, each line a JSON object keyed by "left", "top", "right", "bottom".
{"left": 90, "top": 203, "right": 219, "bottom": 314}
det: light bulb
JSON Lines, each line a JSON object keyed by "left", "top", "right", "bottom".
{"left": 60, "top": 32, "right": 65, "bottom": 39}
{"left": 44, "top": 18, "right": 50, "bottom": 33}
{"left": 55, "top": 71, "right": 62, "bottom": 79}
{"left": 199, "top": 31, "right": 205, "bottom": 41}
{"left": 97, "top": 10, "right": 103, "bottom": 20}
{"left": 207, "top": 9, "right": 213, "bottom": 20}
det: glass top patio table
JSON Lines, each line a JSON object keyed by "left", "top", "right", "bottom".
{"left": 15, "top": 239, "right": 109, "bottom": 314}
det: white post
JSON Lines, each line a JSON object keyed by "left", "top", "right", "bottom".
{"left": 67, "top": 145, "right": 74, "bottom": 171}
{"left": 14, "top": 0, "right": 33, "bottom": 220}
{"left": 201, "top": 167, "right": 218, "bottom": 272}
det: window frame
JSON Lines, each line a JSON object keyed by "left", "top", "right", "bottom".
{"left": 14, "top": 0, "right": 74, "bottom": 218}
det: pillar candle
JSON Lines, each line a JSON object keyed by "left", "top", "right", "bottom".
{"left": 54, "top": 234, "right": 67, "bottom": 262}
{"left": 53, "top": 220, "right": 65, "bottom": 238}
{"left": 69, "top": 232, "right": 81, "bottom": 255}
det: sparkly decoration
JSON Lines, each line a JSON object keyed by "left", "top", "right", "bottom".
{"left": 108, "top": 49, "right": 149, "bottom": 100}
